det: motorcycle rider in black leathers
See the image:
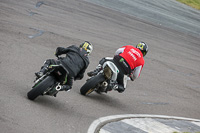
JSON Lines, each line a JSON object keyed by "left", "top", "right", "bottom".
{"left": 35, "top": 41, "right": 93, "bottom": 91}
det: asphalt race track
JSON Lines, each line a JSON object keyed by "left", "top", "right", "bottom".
{"left": 0, "top": 0, "right": 200, "bottom": 133}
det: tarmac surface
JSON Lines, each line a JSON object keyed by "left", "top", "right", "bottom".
{"left": 85, "top": 0, "right": 200, "bottom": 37}
{"left": 85, "top": 1, "right": 200, "bottom": 132}
{"left": 88, "top": 114, "right": 200, "bottom": 133}
{"left": 0, "top": 0, "right": 200, "bottom": 133}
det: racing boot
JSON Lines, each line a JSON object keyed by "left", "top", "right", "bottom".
{"left": 116, "top": 85, "right": 125, "bottom": 93}
{"left": 35, "top": 66, "right": 48, "bottom": 78}
{"left": 60, "top": 85, "right": 71, "bottom": 91}
{"left": 87, "top": 64, "right": 102, "bottom": 77}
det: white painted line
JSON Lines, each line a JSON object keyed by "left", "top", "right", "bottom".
{"left": 99, "top": 129, "right": 111, "bottom": 133}
{"left": 87, "top": 114, "right": 200, "bottom": 133}
{"left": 192, "top": 121, "right": 200, "bottom": 127}
{"left": 122, "top": 118, "right": 180, "bottom": 133}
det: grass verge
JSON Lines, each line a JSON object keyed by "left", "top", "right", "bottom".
{"left": 176, "top": 0, "right": 200, "bottom": 10}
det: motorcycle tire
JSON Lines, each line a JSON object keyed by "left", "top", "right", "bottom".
{"left": 27, "top": 76, "right": 55, "bottom": 100}
{"left": 80, "top": 74, "right": 105, "bottom": 95}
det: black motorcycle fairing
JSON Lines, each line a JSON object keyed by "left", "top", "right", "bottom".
{"left": 48, "top": 64, "right": 69, "bottom": 83}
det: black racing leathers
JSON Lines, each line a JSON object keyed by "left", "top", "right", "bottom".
{"left": 56, "top": 45, "right": 89, "bottom": 80}
{"left": 41, "top": 45, "right": 89, "bottom": 88}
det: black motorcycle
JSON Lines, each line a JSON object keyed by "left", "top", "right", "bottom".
{"left": 27, "top": 63, "right": 69, "bottom": 100}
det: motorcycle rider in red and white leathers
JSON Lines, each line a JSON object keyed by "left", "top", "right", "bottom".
{"left": 87, "top": 42, "right": 148, "bottom": 93}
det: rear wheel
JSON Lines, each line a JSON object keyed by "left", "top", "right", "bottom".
{"left": 80, "top": 74, "right": 105, "bottom": 95}
{"left": 27, "top": 76, "right": 55, "bottom": 100}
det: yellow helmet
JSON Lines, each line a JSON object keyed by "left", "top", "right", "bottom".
{"left": 136, "top": 42, "right": 148, "bottom": 57}
{"left": 80, "top": 41, "right": 93, "bottom": 55}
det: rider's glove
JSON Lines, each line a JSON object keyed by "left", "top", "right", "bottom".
{"left": 55, "top": 47, "right": 63, "bottom": 57}
{"left": 128, "top": 73, "right": 134, "bottom": 81}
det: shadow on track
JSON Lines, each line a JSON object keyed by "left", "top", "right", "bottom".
{"left": 79, "top": 93, "right": 129, "bottom": 110}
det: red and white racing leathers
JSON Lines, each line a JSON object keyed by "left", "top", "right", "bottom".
{"left": 115, "top": 45, "right": 144, "bottom": 80}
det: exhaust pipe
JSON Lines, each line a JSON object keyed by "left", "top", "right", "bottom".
{"left": 56, "top": 85, "right": 62, "bottom": 91}
{"left": 102, "top": 81, "right": 108, "bottom": 87}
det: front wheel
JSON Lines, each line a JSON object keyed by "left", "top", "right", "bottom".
{"left": 80, "top": 74, "right": 105, "bottom": 95}
{"left": 27, "top": 76, "right": 55, "bottom": 100}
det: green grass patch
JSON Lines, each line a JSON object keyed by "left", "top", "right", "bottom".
{"left": 173, "top": 132, "right": 200, "bottom": 133}
{"left": 176, "top": 0, "right": 200, "bottom": 10}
